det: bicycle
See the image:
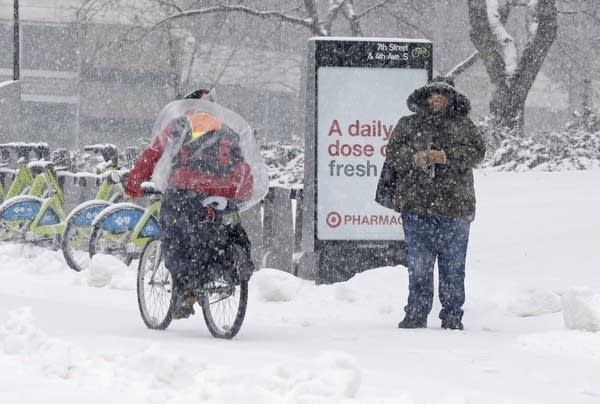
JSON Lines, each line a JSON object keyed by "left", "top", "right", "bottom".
{"left": 88, "top": 179, "right": 161, "bottom": 266}
{"left": 136, "top": 193, "right": 249, "bottom": 339}
{"left": 62, "top": 144, "right": 127, "bottom": 272}
{"left": 0, "top": 149, "right": 71, "bottom": 248}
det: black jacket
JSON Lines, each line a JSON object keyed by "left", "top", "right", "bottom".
{"left": 381, "top": 81, "right": 486, "bottom": 221}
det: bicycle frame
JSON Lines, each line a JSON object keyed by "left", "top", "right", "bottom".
{"left": 105, "top": 200, "right": 160, "bottom": 249}
{"left": 23, "top": 163, "right": 67, "bottom": 238}
{"left": 3, "top": 159, "right": 35, "bottom": 200}
{"left": 130, "top": 199, "right": 161, "bottom": 249}
{"left": 90, "top": 197, "right": 161, "bottom": 262}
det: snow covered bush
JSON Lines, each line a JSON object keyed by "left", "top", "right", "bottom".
{"left": 260, "top": 141, "right": 304, "bottom": 187}
{"left": 482, "top": 128, "right": 600, "bottom": 171}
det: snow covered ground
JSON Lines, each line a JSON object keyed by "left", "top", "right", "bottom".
{"left": 1, "top": 169, "right": 600, "bottom": 404}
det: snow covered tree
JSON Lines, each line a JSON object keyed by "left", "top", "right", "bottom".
{"left": 467, "top": 0, "right": 558, "bottom": 137}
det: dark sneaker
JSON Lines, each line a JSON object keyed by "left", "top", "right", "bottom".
{"left": 441, "top": 318, "right": 464, "bottom": 330}
{"left": 398, "top": 316, "right": 427, "bottom": 329}
{"left": 172, "top": 295, "right": 196, "bottom": 320}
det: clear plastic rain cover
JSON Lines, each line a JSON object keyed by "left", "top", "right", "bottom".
{"left": 150, "top": 99, "right": 268, "bottom": 211}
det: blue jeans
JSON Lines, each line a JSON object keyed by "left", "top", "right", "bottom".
{"left": 401, "top": 212, "right": 470, "bottom": 322}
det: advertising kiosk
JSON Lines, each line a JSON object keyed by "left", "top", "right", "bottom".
{"left": 301, "top": 37, "right": 433, "bottom": 283}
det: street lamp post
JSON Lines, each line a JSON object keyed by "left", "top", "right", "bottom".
{"left": 13, "top": 0, "right": 20, "bottom": 81}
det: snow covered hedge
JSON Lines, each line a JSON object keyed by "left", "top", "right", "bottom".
{"left": 260, "top": 141, "right": 304, "bottom": 187}
{"left": 482, "top": 128, "right": 600, "bottom": 172}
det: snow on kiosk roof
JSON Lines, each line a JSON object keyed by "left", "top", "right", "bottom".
{"left": 310, "top": 37, "right": 431, "bottom": 44}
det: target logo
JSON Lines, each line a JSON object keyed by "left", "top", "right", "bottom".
{"left": 325, "top": 211, "right": 342, "bottom": 228}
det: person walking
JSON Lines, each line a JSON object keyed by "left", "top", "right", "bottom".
{"left": 383, "top": 77, "right": 485, "bottom": 330}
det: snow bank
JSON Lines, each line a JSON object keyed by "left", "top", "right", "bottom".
{"left": 0, "top": 244, "right": 65, "bottom": 275}
{"left": 0, "top": 307, "right": 364, "bottom": 404}
{"left": 507, "top": 288, "right": 562, "bottom": 317}
{"left": 561, "top": 288, "right": 600, "bottom": 332}
{"left": 0, "top": 307, "right": 86, "bottom": 379}
{"left": 87, "top": 254, "right": 135, "bottom": 290}
{"left": 173, "top": 351, "right": 362, "bottom": 403}
{"left": 252, "top": 268, "right": 305, "bottom": 302}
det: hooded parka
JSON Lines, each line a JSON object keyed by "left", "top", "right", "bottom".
{"left": 384, "top": 80, "right": 485, "bottom": 221}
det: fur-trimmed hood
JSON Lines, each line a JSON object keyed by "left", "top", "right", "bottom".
{"left": 407, "top": 80, "right": 471, "bottom": 116}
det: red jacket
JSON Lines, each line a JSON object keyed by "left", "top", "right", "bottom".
{"left": 125, "top": 114, "right": 254, "bottom": 201}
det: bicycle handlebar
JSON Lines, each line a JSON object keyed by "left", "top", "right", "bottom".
{"left": 84, "top": 144, "right": 119, "bottom": 166}
{"left": 0, "top": 142, "right": 50, "bottom": 160}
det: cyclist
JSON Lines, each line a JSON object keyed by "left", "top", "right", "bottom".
{"left": 125, "top": 89, "right": 256, "bottom": 319}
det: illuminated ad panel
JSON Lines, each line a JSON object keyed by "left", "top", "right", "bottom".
{"left": 314, "top": 38, "right": 432, "bottom": 241}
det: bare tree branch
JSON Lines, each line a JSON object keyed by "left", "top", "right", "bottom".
{"left": 385, "top": 6, "right": 431, "bottom": 38}
{"left": 321, "top": 0, "right": 346, "bottom": 36}
{"left": 211, "top": 46, "right": 240, "bottom": 89}
{"left": 356, "top": 0, "right": 395, "bottom": 19}
{"left": 341, "top": 0, "right": 363, "bottom": 36}
{"left": 445, "top": 51, "right": 480, "bottom": 79}
{"left": 152, "top": 4, "right": 319, "bottom": 34}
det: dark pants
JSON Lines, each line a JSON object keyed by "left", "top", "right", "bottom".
{"left": 159, "top": 188, "right": 253, "bottom": 291}
{"left": 401, "top": 211, "right": 470, "bottom": 322}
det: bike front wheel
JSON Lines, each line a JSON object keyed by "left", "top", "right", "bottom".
{"left": 62, "top": 201, "right": 112, "bottom": 272}
{"left": 137, "top": 238, "right": 175, "bottom": 330}
{"left": 200, "top": 275, "right": 248, "bottom": 339}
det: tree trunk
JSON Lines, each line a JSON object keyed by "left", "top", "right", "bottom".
{"left": 489, "top": 81, "right": 526, "bottom": 135}
{"left": 467, "top": 0, "right": 558, "bottom": 138}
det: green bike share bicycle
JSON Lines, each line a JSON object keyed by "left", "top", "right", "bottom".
{"left": 87, "top": 174, "right": 161, "bottom": 266}
{"left": 0, "top": 148, "right": 71, "bottom": 248}
{"left": 62, "top": 144, "right": 129, "bottom": 272}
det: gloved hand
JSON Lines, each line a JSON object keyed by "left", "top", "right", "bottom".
{"left": 414, "top": 146, "right": 446, "bottom": 172}
{"left": 124, "top": 183, "right": 144, "bottom": 199}
{"left": 427, "top": 148, "right": 446, "bottom": 165}
{"left": 202, "top": 196, "right": 229, "bottom": 210}
{"left": 415, "top": 149, "right": 430, "bottom": 172}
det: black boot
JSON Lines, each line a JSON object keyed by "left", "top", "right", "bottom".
{"left": 172, "top": 276, "right": 196, "bottom": 320}
{"left": 441, "top": 318, "right": 463, "bottom": 330}
{"left": 398, "top": 316, "right": 427, "bottom": 329}
{"left": 172, "top": 292, "right": 196, "bottom": 319}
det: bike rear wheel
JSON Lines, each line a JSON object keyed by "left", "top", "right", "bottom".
{"left": 137, "top": 238, "right": 175, "bottom": 330}
{"left": 200, "top": 275, "right": 248, "bottom": 339}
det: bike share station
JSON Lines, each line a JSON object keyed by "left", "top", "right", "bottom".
{"left": 299, "top": 37, "right": 433, "bottom": 284}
